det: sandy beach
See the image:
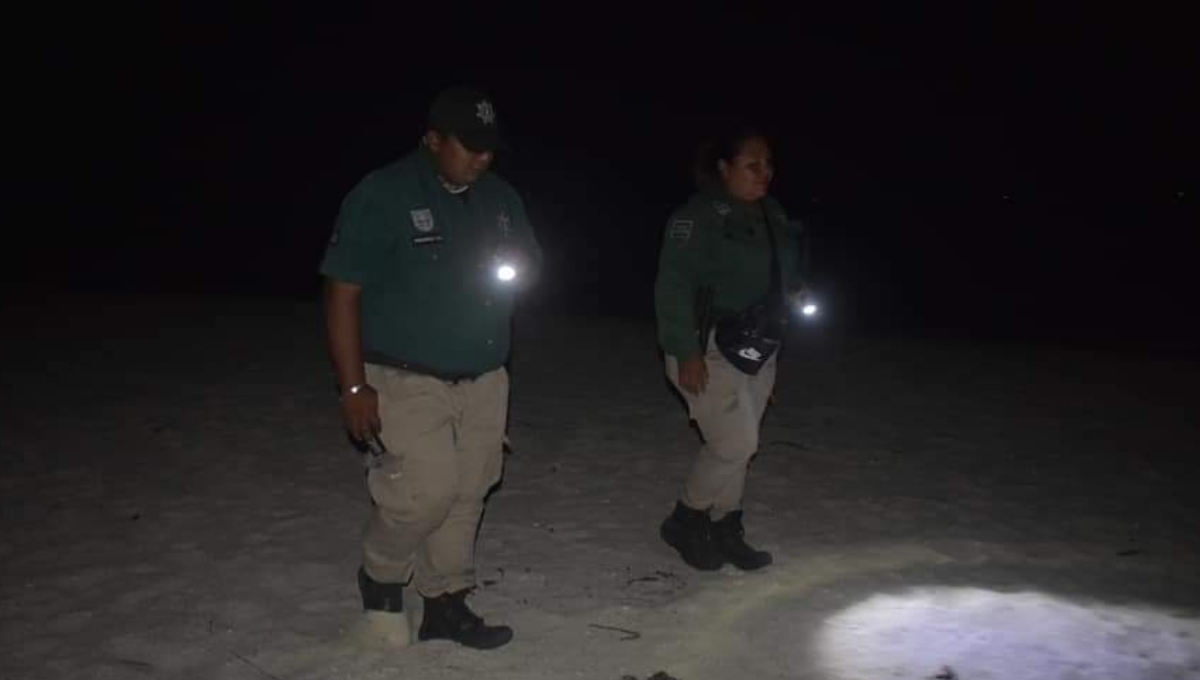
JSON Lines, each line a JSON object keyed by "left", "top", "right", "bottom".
{"left": 2, "top": 295, "right": 1198, "bottom": 679}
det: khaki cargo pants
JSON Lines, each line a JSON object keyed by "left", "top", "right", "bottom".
{"left": 360, "top": 364, "right": 508, "bottom": 597}
{"left": 665, "top": 340, "right": 776, "bottom": 519}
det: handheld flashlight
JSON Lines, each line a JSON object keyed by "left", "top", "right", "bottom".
{"left": 492, "top": 248, "right": 521, "bottom": 284}
{"left": 793, "top": 296, "right": 820, "bottom": 319}
{"left": 495, "top": 263, "right": 517, "bottom": 282}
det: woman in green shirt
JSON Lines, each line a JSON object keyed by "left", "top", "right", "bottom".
{"left": 654, "top": 127, "right": 807, "bottom": 571}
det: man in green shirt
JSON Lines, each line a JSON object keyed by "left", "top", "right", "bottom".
{"left": 320, "top": 86, "right": 541, "bottom": 650}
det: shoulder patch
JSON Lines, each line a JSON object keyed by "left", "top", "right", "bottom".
{"left": 668, "top": 219, "right": 694, "bottom": 241}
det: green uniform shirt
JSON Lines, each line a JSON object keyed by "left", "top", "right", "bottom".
{"left": 654, "top": 187, "right": 803, "bottom": 361}
{"left": 319, "top": 149, "right": 542, "bottom": 377}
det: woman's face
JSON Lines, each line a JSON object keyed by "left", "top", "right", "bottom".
{"left": 719, "top": 136, "right": 774, "bottom": 202}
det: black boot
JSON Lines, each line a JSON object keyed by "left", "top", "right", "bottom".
{"left": 358, "top": 566, "right": 405, "bottom": 612}
{"left": 659, "top": 501, "right": 724, "bottom": 571}
{"left": 418, "top": 590, "right": 513, "bottom": 649}
{"left": 711, "top": 510, "right": 772, "bottom": 571}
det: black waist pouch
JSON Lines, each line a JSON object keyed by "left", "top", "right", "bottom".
{"left": 714, "top": 296, "right": 783, "bottom": 375}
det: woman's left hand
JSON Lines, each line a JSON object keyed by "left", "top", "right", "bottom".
{"left": 787, "top": 286, "right": 811, "bottom": 306}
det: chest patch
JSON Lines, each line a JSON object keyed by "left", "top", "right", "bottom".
{"left": 410, "top": 209, "right": 435, "bottom": 233}
{"left": 669, "top": 219, "right": 694, "bottom": 241}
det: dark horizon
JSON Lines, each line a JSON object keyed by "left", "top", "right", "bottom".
{"left": 10, "top": 3, "right": 1197, "bottom": 353}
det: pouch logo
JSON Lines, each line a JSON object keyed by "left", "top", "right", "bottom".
{"left": 737, "top": 347, "right": 764, "bottom": 362}
{"left": 410, "top": 209, "right": 435, "bottom": 233}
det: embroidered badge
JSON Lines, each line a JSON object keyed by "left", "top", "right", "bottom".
{"left": 410, "top": 209, "right": 434, "bottom": 233}
{"left": 476, "top": 100, "right": 496, "bottom": 125}
{"left": 669, "top": 219, "right": 693, "bottom": 241}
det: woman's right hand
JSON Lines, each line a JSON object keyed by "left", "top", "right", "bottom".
{"left": 677, "top": 355, "right": 709, "bottom": 395}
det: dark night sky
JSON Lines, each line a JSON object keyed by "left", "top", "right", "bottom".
{"left": 10, "top": 3, "right": 1198, "bottom": 350}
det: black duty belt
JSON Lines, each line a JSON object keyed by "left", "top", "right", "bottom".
{"left": 363, "top": 351, "right": 485, "bottom": 384}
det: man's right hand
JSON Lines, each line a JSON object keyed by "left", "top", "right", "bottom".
{"left": 341, "top": 386, "right": 382, "bottom": 443}
{"left": 324, "top": 278, "right": 378, "bottom": 444}
{"left": 677, "top": 355, "right": 709, "bottom": 396}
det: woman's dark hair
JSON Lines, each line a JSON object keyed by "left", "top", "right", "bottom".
{"left": 692, "top": 126, "right": 771, "bottom": 189}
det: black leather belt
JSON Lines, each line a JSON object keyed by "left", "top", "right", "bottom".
{"left": 364, "top": 351, "right": 484, "bottom": 384}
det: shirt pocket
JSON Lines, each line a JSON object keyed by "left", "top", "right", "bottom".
{"left": 719, "top": 227, "right": 770, "bottom": 276}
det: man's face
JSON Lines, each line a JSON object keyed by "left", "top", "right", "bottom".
{"left": 427, "top": 131, "right": 494, "bottom": 186}
{"left": 719, "top": 136, "right": 774, "bottom": 202}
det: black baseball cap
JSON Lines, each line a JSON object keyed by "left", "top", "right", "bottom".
{"left": 428, "top": 86, "right": 507, "bottom": 152}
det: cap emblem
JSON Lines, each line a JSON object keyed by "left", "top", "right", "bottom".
{"left": 476, "top": 100, "right": 496, "bottom": 125}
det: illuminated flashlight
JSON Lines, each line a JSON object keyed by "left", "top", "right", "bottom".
{"left": 793, "top": 296, "right": 820, "bottom": 318}
{"left": 495, "top": 263, "right": 517, "bottom": 282}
